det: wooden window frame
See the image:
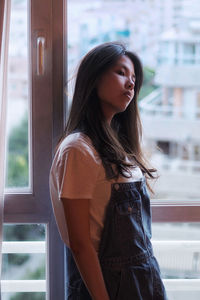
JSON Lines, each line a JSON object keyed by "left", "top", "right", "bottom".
{"left": 4, "top": 0, "right": 66, "bottom": 299}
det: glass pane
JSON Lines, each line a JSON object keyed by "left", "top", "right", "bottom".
{"left": 2, "top": 224, "right": 46, "bottom": 299}
{"left": 67, "top": 0, "right": 200, "bottom": 202}
{"left": 152, "top": 222, "right": 200, "bottom": 300}
{"left": 2, "top": 293, "right": 45, "bottom": 300}
{"left": 6, "top": 0, "right": 30, "bottom": 189}
{"left": 67, "top": 0, "right": 158, "bottom": 107}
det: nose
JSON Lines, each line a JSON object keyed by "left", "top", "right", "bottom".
{"left": 126, "top": 78, "right": 134, "bottom": 90}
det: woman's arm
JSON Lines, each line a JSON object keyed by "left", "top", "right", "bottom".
{"left": 61, "top": 197, "right": 110, "bottom": 300}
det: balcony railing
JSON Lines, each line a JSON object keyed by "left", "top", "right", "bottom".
{"left": 157, "top": 54, "right": 200, "bottom": 66}
{"left": 139, "top": 88, "right": 200, "bottom": 120}
{"left": 1, "top": 241, "right": 46, "bottom": 293}
{"left": 151, "top": 156, "right": 200, "bottom": 175}
{"left": 153, "top": 241, "right": 200, "bottom": 274}
{"left": 1, "top": 240, "right": 200, "bottom": 294}
{"left": 2, "top": 280, "right": 45, "bottom": 293}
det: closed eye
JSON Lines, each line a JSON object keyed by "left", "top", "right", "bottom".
{"left": 118, "top": 70, "right": 125, "bottom": 76}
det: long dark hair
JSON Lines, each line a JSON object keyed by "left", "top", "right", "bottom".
{"left": 61, "top": 42, "right": 157, "bottom": 184}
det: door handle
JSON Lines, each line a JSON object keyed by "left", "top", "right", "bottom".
{"left": 37, "top": 37, "right": 45, "bottom": 75}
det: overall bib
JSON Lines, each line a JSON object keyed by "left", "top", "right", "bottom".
{"left": 65, "top": 178, "right": 168, "bottom": 300}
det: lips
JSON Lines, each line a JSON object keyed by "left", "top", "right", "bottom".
{"left": 123, "top": 91, "right": 133, "bottom": 99}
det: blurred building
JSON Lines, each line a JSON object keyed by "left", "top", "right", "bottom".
{"left": 68, "top": 0, "right": 170, "bottom": 72}
{"left": 140, "top": 0, "right": 200, "bottom": 200}
{"left": 7, "top": 0, "right": 28, "bottom": 131}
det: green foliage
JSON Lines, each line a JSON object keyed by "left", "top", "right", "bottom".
{"left": 6, "top": 115, "right": 29, "bottom": 188}
{"left": 1, "top": 254, "right": 30, "bottom": 277}
{"left": 6, "top": 254, "right": 30, "bottom": 266}
{"left": 139, "top": 66, "right": 157, "bottom": 100}
{"left": 23, "top": 261, "right": 46, "bottom": 280}
{"left": 10, "top": 293, "right": 45, "bottom": 300}
{"left": 3, "top": 224, "right": 45, "bottom": 241}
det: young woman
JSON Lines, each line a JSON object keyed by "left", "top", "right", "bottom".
{"left": 49, "top": 42, "right": 167, "bottom": 300}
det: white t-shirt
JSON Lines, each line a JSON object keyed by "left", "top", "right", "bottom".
{"left": 49, "top": 132, "right": 143, "bottom": 252}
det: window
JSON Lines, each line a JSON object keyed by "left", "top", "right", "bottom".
{"left": 183, "top": 43, "right": 195, "bottom": 64}
{"left": 152, "top": 222, "right": 200, "bottom": 299}
{"left": 2, "top": 0, "right": 65, "bottom": 299}
{"left": 67, "top": 1, "right": 200, "bottom": 299}
{"left": 2, "top": 1, "right": 200, "bottom": 299}
{"left": 2, "top": 224, "right": 46, "bottom": 299}
{"left": 6, "top": 0, "right": 30, "bottom": 190}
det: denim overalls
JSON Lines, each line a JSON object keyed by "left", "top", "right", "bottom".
{"left": 65, "top": 177, "right": 168, "bottom": 300}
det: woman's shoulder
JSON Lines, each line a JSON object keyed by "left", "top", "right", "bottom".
{"left": 57, "top": 132, "right": 99, "bottom": 162}
{"left": 59, "top": 132, "right": 92, "bottom": 151}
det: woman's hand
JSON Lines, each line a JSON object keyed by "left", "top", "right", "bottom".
{"left": 61, "top": 197, "right": 110, "bottom": 300}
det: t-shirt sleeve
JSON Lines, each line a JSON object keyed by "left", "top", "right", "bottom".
{"left": 57, "top": 143, "right": 100, "bottom": 200}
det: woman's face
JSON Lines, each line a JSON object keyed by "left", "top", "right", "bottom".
{"left": 97, "top": 55, "right": 135, "bottom": 124}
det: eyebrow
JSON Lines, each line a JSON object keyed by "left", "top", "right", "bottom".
{"left": 117, "top": 64, "right": 136, "bottom": 78}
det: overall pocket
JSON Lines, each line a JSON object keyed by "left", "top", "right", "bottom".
{"left": 115, "top": 189, "right": 141, "bottom": 216}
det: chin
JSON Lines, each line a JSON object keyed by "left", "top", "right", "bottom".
{"left": 119, "top": 103, "right": 130, "bottom": 112}
{"left": 115, "top": 107, "right": 128, "bottom": 115}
